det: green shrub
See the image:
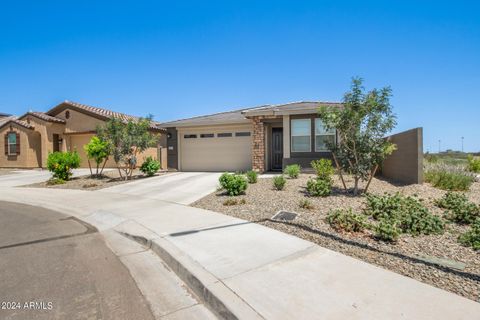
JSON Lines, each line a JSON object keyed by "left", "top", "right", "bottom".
{"left": 365, "top": 193, "right": 444, "bottom": 236}
{"left": 327, "top": 209, "right": 367, "bottom": 232}
{"left": 219, "top": 173, "right": 248, "bottom": 196}
{"left": 458, "top": 219, "right": 480, "bottom": 250}
{"left": 299, "top": 199, "right": 314, "bottom": 210}
{"left": 435, "top": 192, "right": 480, "bottom": 224}
{"left": 140, "top": 156, "right": 161, "bottom": 176}
{"left": 273, "top": 175, "right": 286, "bottom": 190}
{"left": 246, "top": 170, "right": 258, "bottom": 184}
{"left": 311, "top": 159, "right": 335, "bottom": 180}
{"left": 467, "top": 155, "right": 480, "bottom": 173}
{"left": 424, "top": 153, "right": 439, "bottom": 163}
{"left": 424, "top": 170, "right": 473, "bottom": 191}
{"left": 284, "top": 164, "right": 301, "bottom": 179}
{"left": 306, "top": 178, "right": 332, "bottom": 197}
{"left": 47, "top": 151, "right": 81, "bottom": 181}
{"left": 375, "top": 220, "right": 401, "bottom": 242}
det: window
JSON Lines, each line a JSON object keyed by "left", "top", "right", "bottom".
{"left": 291, "top": 119, "right": 311, "bottom": 152}
{"left": 184, "top": 134, "right": 197, "bottom": 139}
{"left": 7, "top": 132, "right": 17, "bottom": 155}
{"left": 200, "top": 133, "right": 214, "bottom": 138}
{"left": 235, "top": 132, "right": 251, "bottom": 137}
{"left": 315, "top": 119, "right": 336, "bottom": 151}
{"left": 217, "top": 133, "right": 232, "bottom": 137}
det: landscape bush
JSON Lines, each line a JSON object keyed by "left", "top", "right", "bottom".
{"left": 458, "top": 219, "right": 480, "bottom": 250}
{"left": 435, "top": 192, "right": 480, "bottom": 224}
{"left": 374, "top": 219, "right": 401, "bottom": 242}
{"left": 299, "top": 198, "right": 314, "bottom": 210}
{"left": 140, "top": 156, "right": 161, "bottom": 176}
{"left": 364, "top": 193, "right": 444, "bottom": 236}
{"left": 424, "top": 170, "right": 473, "bottom": 191}
{"left": 327, "top": 209, "right": 367, "bottom": 232}
{"left": 284, "top": 164, "right": 301, "bottom": 179}
{"left": 47, "top": 151, "right": 81, "bottom": 181}
{"left": 311, "top": 159, "right": 335, "bottom": 180}
{"left": 46, "top": 178, "right": 66, "bottom": 185}
{"left": 306, "top": 178, "right": 332, "bottom": 197}
{"left": 246, "top": 170, "right": 258, "bottom": 184}
{"left": 273, "top": 175, "right": 286, "bottom": 190}
{"left": 219, "top": 173, "right": 248, "bottom": 196}
{"left": 467, "top": 155, "right": 480, "bottom": 173}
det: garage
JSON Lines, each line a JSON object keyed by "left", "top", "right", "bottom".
{"left": 179, "top": 125, "right": 252, "bottom": 172}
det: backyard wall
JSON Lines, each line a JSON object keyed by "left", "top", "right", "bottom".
{"left": 382, "top": 127, "right": 423, "bottom": 184}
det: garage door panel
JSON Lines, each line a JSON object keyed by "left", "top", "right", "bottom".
{"left": 180, "top": 130, "right": 252, "bottom": 172}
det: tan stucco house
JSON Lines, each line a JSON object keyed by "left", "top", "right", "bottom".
{"left": 0, "top": 101, "right": 166, "bottom": 169}
{"left": 161, "top": 101, "right": 341, "bottom": 172}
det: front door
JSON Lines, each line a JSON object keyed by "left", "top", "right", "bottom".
{"left": 52, "top": 134, "right": 60, "bottom": 152}
{"left": 271, "top": 128, "right": 283, "bottom": 170}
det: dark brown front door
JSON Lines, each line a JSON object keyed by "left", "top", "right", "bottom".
{"left": 271, "top": 128, "right": 283, "bottom": 170}
{"left": 52, "top": 134, "right": 60, "bottom": 152}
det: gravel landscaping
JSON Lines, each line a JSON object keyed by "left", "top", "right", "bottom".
{"left": 193, "top": 173, "right": 480, "bottom": 302}
{"left": 23, "top": 169, "right": 169, "bottom": 190}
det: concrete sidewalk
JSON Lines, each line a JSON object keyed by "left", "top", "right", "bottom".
{"left": 0, "top": 186, "right": 479, "bottom": 319}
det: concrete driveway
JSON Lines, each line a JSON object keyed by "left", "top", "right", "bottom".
{"left": 0, "top": 169, "right": 99, "bottom": 187}
{"left": 100, "top": 172, "right": 222, "bottom": 205}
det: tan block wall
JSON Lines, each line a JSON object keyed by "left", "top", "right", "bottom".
{"left": 382, "top": 127, "right": 423, "bottom": 184}
{"left": 0, "top": 124, "right": 42, "bottom": 168}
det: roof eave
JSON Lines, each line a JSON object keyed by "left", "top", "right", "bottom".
{"left": 161, "top": 118, "right": 251, "bottom": 128}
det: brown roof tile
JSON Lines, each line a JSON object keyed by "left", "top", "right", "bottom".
{"left": 21, "top": 112, "right": 66, "bottom": 124}
{"left": 0, "top": 118, "right": 35, "bottom": 130}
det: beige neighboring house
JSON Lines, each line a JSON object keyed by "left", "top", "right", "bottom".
{"left": 0, "top": 101, "right": 167, "bottom": 169}
{"left": 160, "top": 101, "right": 342, "bottom": 172}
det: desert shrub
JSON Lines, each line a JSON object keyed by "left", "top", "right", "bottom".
{"left": 306, "top": 178, "right": 332, "bottom": 197}
{"left": 273, "top": 175, "right": 286, "bottom": 190}
{"left": 327, "top": 209, "right": 367, "bottom": 232}
{"left": 284, "top": 164, "right": 301, "bottom": 179}
{"left": 219, "top": 173, "right": 248, "bottom": 196}
{"left": 467, "top": 155, "right": 480, "bottom": 173}
{"left": 435, "top": 192, "right": 480, "bottom": 224}
{"left": 47, "top": 151, "right": 81, "bottom": 181}
{"left": 299, "top": 199, "right": 314, "bottom": 210}
{"left": 424, "top": 170, "right": 473, "bottom": 191}
{"left": 375, "top": 220, "right": 401, "bottom": 242}
{"left": 458, "top": 219, "right": 480, "bottom": 250}
{"left": 246, "top": 170, "right": 258, "bottom": 184}
{"left": 424, "top": 153, "right": 439, "bottom": 163}
{"left": 223, "top": 198, "right": 238, "bottom": 206}
{"left": 82, "top": 182, "right": 98, "bottom": 188}
{"left": 365, "top": 193, "right": 444, "bottom": 236}
{"left": 140, "top": 156, "right": 161, "bottom": 176}
{"left": 311, "top": 159, "right": 335, "bottom": 180}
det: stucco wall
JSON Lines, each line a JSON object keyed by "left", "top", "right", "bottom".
{"left": 382, "top": 127, "right": 423, "bottom": 184}
{"left": 0, "top": 124, "right": 41, "bottom": 168}
{"left": 54, "top": 108, "right": 104, "bottom": 133}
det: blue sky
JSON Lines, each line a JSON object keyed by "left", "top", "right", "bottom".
{"left": 0, "top": 1, "right": 479, "bottom": 152}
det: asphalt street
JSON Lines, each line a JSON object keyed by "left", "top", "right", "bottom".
{"left": 0, "top": 201, "right": 154, "bottom": 320}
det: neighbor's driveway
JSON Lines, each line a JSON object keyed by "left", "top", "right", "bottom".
{"left": 0, "top": 169, "right": 96, "bottom": 187}
{"left": 100, "top": 172, "right": 222, "bottom": 205}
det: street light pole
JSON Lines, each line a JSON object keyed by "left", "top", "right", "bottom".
{"left": 461, "top": 137, "right": 464, "bottom": 153}
{"left": 438, "top": 140, "right": 441, "bottom": 153}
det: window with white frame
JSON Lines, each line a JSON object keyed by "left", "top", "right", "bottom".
{"left": 291, "top": 119, "right": 311, "bottom": 152}
{"left": 315, "top": 118, "right": 336, "bottom": 151}
{"left": 7, "top": 132, "right": 17, "bottom": 155}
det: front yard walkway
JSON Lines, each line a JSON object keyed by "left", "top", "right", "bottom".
{"left": 0, "top": 175, "right": 478, "bottom": 319}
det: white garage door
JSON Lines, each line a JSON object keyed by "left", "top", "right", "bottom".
{"left": 180, "top": 127, "right": 252, "bottom": 172}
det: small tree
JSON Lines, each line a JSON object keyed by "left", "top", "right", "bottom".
{"left": 97, "top": 116, "right": 158, "bottom": 180}
{"left": 318, "top": 77, "right": 397, "bottom": 195}
{"left": 84, "top": 136, "right": 110, "bottom": 177}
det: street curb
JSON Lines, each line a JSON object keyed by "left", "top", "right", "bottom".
{"left": 117, "top": 228, "right": 263, "bottom": 320}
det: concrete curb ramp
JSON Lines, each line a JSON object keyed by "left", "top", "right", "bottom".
{"left": 117, "top": 226, "right": 262, "bottom": 320}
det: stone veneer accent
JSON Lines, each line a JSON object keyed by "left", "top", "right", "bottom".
{"left": 250, "top": 115, "right": 281, "bottom": 172}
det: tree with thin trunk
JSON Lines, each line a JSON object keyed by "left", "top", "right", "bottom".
{"left": 318, "top": 77, "right": 397, "bottom": 195}
{"left": 84, "top": 136, "right": 110, "bottom": 177}
{"left": 97, "top": 116, "right": 158, "bottom": 180}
